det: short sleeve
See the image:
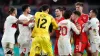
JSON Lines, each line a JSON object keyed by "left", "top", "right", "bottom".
{"left": 8, "top": 16, "right": 18, "bottom": 24}
{"left": 71, "top": 22, "right": 80, "bottom": 34}
{"left": 51, "top": 16, "right": 58, "bottom": 30}
{"left": 18, "top": 15, "right": 26, "bottom": 20}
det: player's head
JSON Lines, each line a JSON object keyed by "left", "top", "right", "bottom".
{"left": 9, "top": 7, "right": 17, "bottom": 16}
{"left": 71, "top": 10, "right": 81, "bottom": 21}
{"left": 75, "top": 2, "right": 83, "bottom": 13}
{"left": 55, "top": 7, "right": 63, "bottom": 17}
{"left": 22, "top": 4, "right": 31, "bottom": 13}
{"left": 63, "top": 10, "right": 72, "bottom": 19}
{"left": 41, "top": 4, "right": 50, "bottom": 13}
{"left": 89, "top": 9, "right": 98, "bottom": 18}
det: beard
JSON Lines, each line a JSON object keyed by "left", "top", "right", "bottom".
{"left": 27, "top": 11, "right": 30, "bottom": 14}
{"left": 56, "top": 15, "right": 60, "bottom": 17}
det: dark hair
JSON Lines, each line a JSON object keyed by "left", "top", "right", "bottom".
{"left": 9, "top": 7, "right": 16, "bottom": 14}
{"left": 91, "top": 9, "right": 98, "bottom": 15}
{"left": 62, "top": 7, "right": 66, "bottom": 11}
{"left": 63, "top": 10, "right": 72, "bottom": 19}
{"left": 41, "top": 4, "right": 50, "bottom": 11}
{"left": 73, "top": 10, "right": 81, "bottom": 16}
{"left": 22, "top": 4, "right": 30, "bottom": 12}
{"left": 75, "top": 2, "right": 84, "bottom": 7}
{"left": 55, "top": 7, "right": 63, "bottom": 11}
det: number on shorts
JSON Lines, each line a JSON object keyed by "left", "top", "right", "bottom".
{"left": 24, "top": 48, "right": 26, "bottom": 52}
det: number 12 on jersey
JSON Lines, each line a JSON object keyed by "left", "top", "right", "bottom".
{"left": 37, "top": 18, "right": 47, "bottom": 29}
{"left": 59, "top": 26, "right": 68, "bottom": 36}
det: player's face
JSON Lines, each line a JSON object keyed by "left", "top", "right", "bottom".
{"left": 47, "top": 8, "right": 49, "bottom": 13}
{"left": 55, "top": 9, "right": 62, "bottom": 17}
{"left": 26, "top": 7, "right": 31, "bottom": 14}
{"left": 89, "top": 10, "right": 93, "bottom": 18}
{"left": 14, "top": 9, "right": 17, "bottom": 16}
{"left": 71, "top": 13, "right": 76, "bottom": 21}
{"left": 75, "top": 5, "right": 83, "bottom": 13}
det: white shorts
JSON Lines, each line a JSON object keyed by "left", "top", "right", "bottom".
{"left": 18, "top": 37, "right": 32, "bottom": 54}
{"left": 2, "top": 42, "right": 14, "bottom": 54}
{"left": 91, "top": 42, "right": 100, "bottom": 52}
{"left": 19, "top": 41, "right": 31, "bottom": 54}
{"left": 90, "top": 37, "right": 100, "bottom": 52}
{"left": 58, "top": 37, "right": 72, "bottom": 55}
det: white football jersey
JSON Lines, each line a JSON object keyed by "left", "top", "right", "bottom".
{"left": 18, "top": 14, "right": 33, "bottom": 44}
{"left": 84, "top": 17, "right": 100, "bottom": 43}
{"left": 1, "top": 15, "right": 18, "bottom": 44}
{"left": 58, "top": 19, "right": 80, "bottom": 43}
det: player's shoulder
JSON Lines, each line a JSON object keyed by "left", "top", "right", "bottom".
{"left": 59, "top": 19, "right": 70, "bottom": 24}
{"left": 28, "top": 14, "right": 33, "bottom": 17}
{"left": 78, "top": 18, "right": 84, "bottom": 24}
{"left": 7, "top": 15, "right": 16, "bottom": 20}
{"left": 35, "top": 12, "right": 41, "bottom": 15}
{"left": 19, "top": 14, "right": 25, "bottom": 18}
{"left": 48, "top": 14, "right": 53, "bottom": 18}
{"left": 82, "top": 13, "right": 88, "bottom": 16}
{"left": 91, "top": 18, "right": 99, "bottom": 22}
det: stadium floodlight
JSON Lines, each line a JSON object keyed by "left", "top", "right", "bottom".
{"left": 53, "top": 0, "right": 58, "bottom": 2}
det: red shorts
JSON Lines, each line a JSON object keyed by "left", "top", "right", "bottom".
{"left": 54, "top": 39, "right": 58, "bottom": 55}
{"left": 74, "top": 41, "right": 90, "bottom": 53}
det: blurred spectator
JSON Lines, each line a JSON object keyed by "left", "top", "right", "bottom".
{"left": 2, "top": 0, "right": 11, "bottom": 5}
{"left": 28, "top": 0, "right": 34, "bottom": 5}
{"left": 0, "top": 5, "right": 9, "bottom": 34}
{"left": 19, "top": 0, "right": 28, "bottom": 5}
{"left": 36, "top": 0, "right": 50, "bottom": 8}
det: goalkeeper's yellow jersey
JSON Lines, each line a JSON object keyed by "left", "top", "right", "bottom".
{"left": 32, "top": 12, "right": 58, "bottom": 37}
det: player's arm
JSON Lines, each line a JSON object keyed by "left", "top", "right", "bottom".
{"left": 50, "top": 18, "right": 58, "bottom": 36}
{"left": 51, "top": 18, "right": 58, "bottom": 30}
{"left": 84, "top": 21, "right": 92, "bottom": 31}
{"left": 9, "top": 17, "right": 29, "bottom": 24}
{"left": 18, "top": 16, "right": 35, "bottom": 25}
{"left": 71, "top": 22, "right": 81, "bottom": 34}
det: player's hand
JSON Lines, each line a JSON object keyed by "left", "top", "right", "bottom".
{"left": 76, "top": 23, "right": 81, "bottom": 32}
{"left": 29, "top": 16, "right": 35, "bottom": 22}
{"left": 50, "top": 33, "right": 53, "bottom": 37}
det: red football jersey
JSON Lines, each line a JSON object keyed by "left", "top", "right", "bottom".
{"left": 55, "top": 17, "right": 64, "bottom": 39}
{"left": 80, "top": 14, "right": 89, "bottom": 23}
{"left": 73, "top": 17, "right": 88, "bottom": 43}
{"left": 54, "top": 17, "right": 64, "bottom": 54}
